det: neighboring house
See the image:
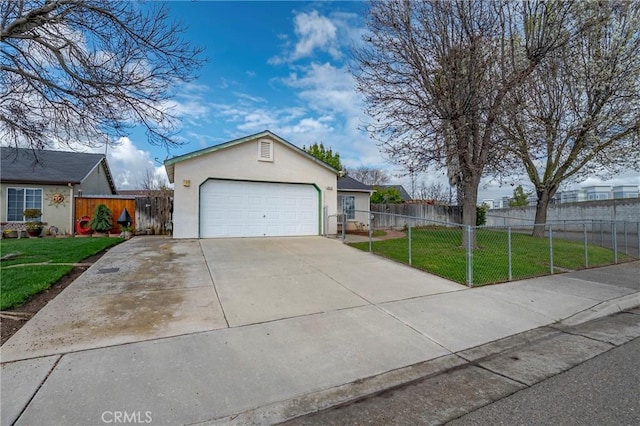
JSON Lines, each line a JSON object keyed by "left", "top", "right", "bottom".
{"left": 337, "top": 176, "right": 374, "bottom": 231}
{"left": 165, "top": 130, "right": 339, "bottom": 238}
{"left": 1, "top": 147, "right": 117, "bottom": 234}
{"left": 376, "top": 184, "right": 412, "bottom": 202}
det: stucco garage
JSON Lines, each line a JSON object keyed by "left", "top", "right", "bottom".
{"left": 165, "top": 131, "right": 339, "bottom": 239}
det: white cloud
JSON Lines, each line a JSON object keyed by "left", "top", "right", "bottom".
{"left": 47, "top": 136, "right": 168, "bottom": 190}
{"left": 106, "top": 137, "right": 169, "bottom": 190}
{"left": 291, "top": 11, "right": 340, "bottom": 61}
{"left": 233, "top": 92, "right": 267, "bottom": 104}
{"left": 269, "top": 10, "right": 346, "bottom": 64}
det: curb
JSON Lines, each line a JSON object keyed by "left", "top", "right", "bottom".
{"left": 560, "top": 292, "right": 640, "bottom": 327}
{"left": 199, "top": 355, "right": 467, "bottom": 425}
{"left": 201, "top": 307, "right": 640, "bottom": 425}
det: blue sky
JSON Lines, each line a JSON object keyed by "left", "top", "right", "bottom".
{"left": 101, "top": 1, "right": 637, "bottom": 201}
{"left": 112, "top": 1, "right": 386, "bottom": 188}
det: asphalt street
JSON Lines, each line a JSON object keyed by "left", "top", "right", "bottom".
{"left": 449, "top": 337, "right": 640, "bottom": 426}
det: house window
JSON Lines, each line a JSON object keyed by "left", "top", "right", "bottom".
{"left": 338, "top": 195, "right": 355, "bottom": 221}
{"left": 258, "top": 139, "right": 273, "bottom": 162}
{"left": 7, "top": 188, "right": 43, "bottom": 221}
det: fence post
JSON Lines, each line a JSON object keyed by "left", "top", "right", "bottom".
{"left": 341, "top": 213, "right": 346, "bottom": 241}
{"left": 600, "top": 221, "right": 603, "bottom": 246}
{"left": 466, "top": 225, "right": 473, "bottom": 287}
{"left": 368, "top": 213, "right": 372, "bottom": 253}
{"left": 584, "top": 223, "right": 588, "bottom": 268}
{"left": 508, "top": 227, "right": 512, "bottom": 281}
{"left": 408, "top": 222, "right": 412, "bottom": 266}
{"left": 624, "top": 221, "right": 628, "bottom": 255}
{"left": 563, "top": 220, "right": 567, "bottom": 241}
{"left": 613, "top": 222, "right": 618, "bottom": 264}
{"left": 549, "top": 225, "right": 554, "bottom": 274}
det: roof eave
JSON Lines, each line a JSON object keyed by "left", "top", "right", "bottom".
{"left": 337, "top": 188, "right": 375, "bottom": 194}
{"left": 0, "top": 178, "right": 82, "bottom": 185}
{"left": 165, "top": 162, "right": 175, "bottom": 183}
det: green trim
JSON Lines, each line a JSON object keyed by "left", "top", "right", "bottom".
{"left": 198, "top": 178, "right": 323, "bottom": 237}
{"left": 312, "top": 183, "right": 322, "bottom": 235}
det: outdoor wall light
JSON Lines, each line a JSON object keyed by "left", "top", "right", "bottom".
{"left": 183, "top": 179, "right": 191, "bottom": 187}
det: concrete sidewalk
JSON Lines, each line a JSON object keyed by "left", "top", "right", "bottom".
{"left": 1, "top": 237, "right": 638, "bottom": 426}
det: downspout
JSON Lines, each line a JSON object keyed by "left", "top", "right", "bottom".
{"left": 69, "top": 183, "right": 74, "bottom": 235}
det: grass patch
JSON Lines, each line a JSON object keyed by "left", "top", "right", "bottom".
{"left": 351, "top": 228, "right": 633, "bottom": 286}
{"left": 1, "top": 237, "right": 123, "bottom": 310}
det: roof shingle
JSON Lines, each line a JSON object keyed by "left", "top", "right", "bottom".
{"left": 0, "top": 147, "right": 112, "bottom": 188}
{"left": 337, "top": 176, "right": 373, "bottom": 191}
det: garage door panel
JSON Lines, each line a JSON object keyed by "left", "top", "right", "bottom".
{"left": 200, "top": 180, "right": 318, "bottom": 238}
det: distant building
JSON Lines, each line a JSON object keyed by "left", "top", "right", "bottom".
{"left": 560, "top": 189, "right": 587, "bottom": 204}
{"left": 549, "top": 184, "right": 638, "bottom": 205}
{"left": 612, "top": 185, "right": 639, "bottom": 199}
{"left": 584, "top": 185, "right": 611, "bottom": 201}
{"left": 496, "top": 184, "right": 639, "bottom": 208}
{"left": 481, "top": 199, "right": 495, "bottom": 209}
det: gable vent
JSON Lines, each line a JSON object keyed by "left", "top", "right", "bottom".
{"left": 258, "top": 139, "right": 273, "bottom": 162}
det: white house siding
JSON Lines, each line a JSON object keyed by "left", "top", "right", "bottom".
{"left": 172, "top": 136, "right": 337, "bottom": 238}
{"left": 338, "top": 191, "right": 372, "bottom": 231}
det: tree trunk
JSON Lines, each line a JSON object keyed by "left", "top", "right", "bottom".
{"left": 532, "top": 190, "right": 551, "bottom": 238}
{"left": 461, "top": 177, "right": 480, "bottom": 248}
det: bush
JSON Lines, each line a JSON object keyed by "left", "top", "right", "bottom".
{"left": 89, "top": 204, "right": 113, "bottom": 233}
{"left": 476, "top": 204, "right": 487, "bottom": 226}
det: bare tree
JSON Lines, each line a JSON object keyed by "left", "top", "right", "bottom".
{"left": 347, "top": 166, "right": 391, "bottom": 186}
{"left": 353, "top": 0, "right": 578, "bottom": 244}
{"left": 1, "top": 0, "right": 204, "bottom": 153}
{"left": 139, "top": 168, "right": 171, "bottom": 193}
{"left": 498, "top": 2, "right": 640, "bottom": 236}
{"left": 415, "top": 181, "right": 451, "bottom": 204}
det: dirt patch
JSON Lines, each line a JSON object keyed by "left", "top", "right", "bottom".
{"left": 347, "top": 229, "right": 406, "bottom": 240}
{"left": 1, "top": 250, "right": 108, "bottom": 345}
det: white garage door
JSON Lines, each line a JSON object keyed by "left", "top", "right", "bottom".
{"left": 200, "top": 180, "right": 319, "bottom": 238}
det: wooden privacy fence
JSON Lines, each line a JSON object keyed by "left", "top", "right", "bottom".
{"left": 370, "top": 203, "right": 462, "bottom": 228}
{"left": 134, "top": 195, "right": 173, "bottom": 235}
{"left": 75, "top": 196, "right": 136, "bottom": 234}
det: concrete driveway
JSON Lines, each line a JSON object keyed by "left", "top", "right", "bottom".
{"left": 2, "top": 237, "right": 637, "bottom": 425}
{"left": 1, "top": 236, "right": 462, "bottom": 362}
{"left": 200, "top": 237, "right": 462, "bottom": 327}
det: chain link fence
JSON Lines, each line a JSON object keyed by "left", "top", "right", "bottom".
{"left": 343, "top": 210, "right": 639, "bottom": 287}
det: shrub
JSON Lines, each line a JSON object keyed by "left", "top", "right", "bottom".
{"left": 476, "top": 204, "right": 487, "bottom": 226}
{"left": 89, "top": 204, "right": 113, "bottom": 233}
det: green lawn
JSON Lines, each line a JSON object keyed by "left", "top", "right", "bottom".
{"left": 0, "top": 237, "right": 123, "bottom": 310}
{"left": 350, "top": 228, "right": 633, "bottom": 286}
